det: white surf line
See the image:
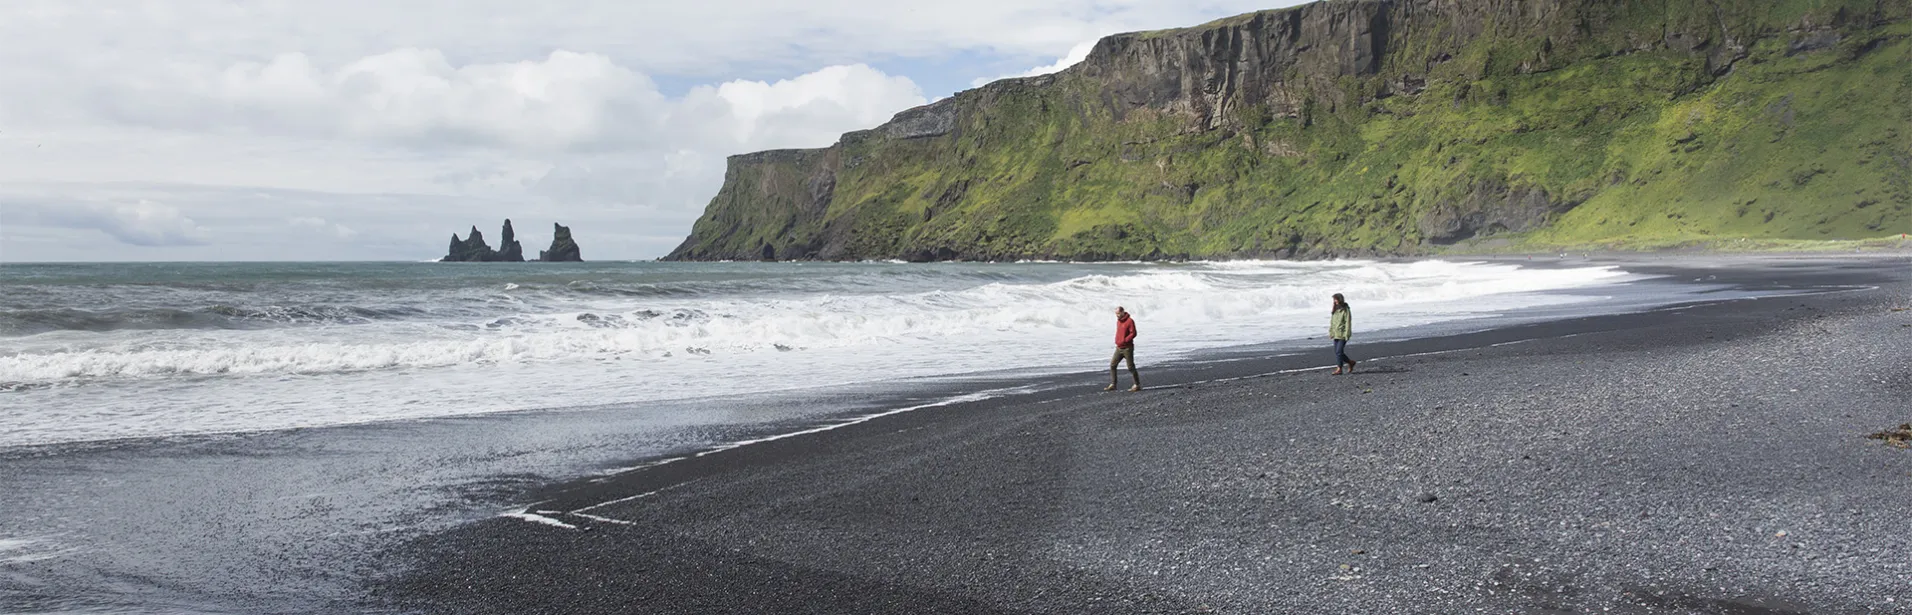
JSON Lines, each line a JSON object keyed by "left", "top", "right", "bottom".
{"left": 0, "top": 537, "right": 76, "bottom": 565}
{"left": 567, "top": 512, "right": 638, "bottom": 526}
{"left": 677, "top": 386, "right": 1034, "bottom": 458}
{"left": 570, "top": 483, "right": 687, "bottom": 514}
{"left": 511, "top": 284, "right": 1887, "bottom": 528}
{"left": 1644, "top": 284, "right": 1879, "bottom": 312}
{"left": 1176, "top": 327, "right": 1639, "bottom": 387}
{"left": 1166, "top": 283, "right": 1888, "bottom": 390}
{"left": 553, "top": 386, "right": 1036, "bottom": 520}
{"left": 500, "top": 511, "right": 579, "bottom": 530}
{"left": 587, "top": 459, "right": 677, "bottom": 482}
{"left": 500, "top": 479, "right": 702, "bottom": 528}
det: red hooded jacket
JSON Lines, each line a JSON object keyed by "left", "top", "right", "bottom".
{"left": 1115, "top": 314, "right": 1137, "bottom": 348}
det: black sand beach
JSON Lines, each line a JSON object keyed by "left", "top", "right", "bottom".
{"left": 376, "top": 255, "right": 1912, "bottom": 614}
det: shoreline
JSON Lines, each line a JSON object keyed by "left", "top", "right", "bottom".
{"left": 376, "top": 255, "right": 1912, "bottom": 614}
{"left": 458, "top": 260, "right": 1901, "bottom": 514}
{"left": 0, "top": 255, "right": 1663, "bottom": 455}
{"left": 500, "top": 253, "right": 1904, "bottom": 508}
{"left": 3, "top": 255, "right": 1902, "bottom": 614}
{"left": 0, "top": 257, "right": 1640, "bottom": 452}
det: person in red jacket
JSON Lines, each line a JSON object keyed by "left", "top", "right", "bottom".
{"left": 1105, "top": 306, "right": 1142, "bottom": 392}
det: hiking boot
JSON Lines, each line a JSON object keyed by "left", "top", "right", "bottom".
{"left": 1330, "top": 368, "right": 1344, "bottom": 375}
{"left": 1346, "top": 360, "right": 1357, "bottom": 373}
{"left": 1128, "top": 385, "right": 1142, "bottom": 392}
{"left": 1103, "top": 384, "right": 1117, "bottom": 391}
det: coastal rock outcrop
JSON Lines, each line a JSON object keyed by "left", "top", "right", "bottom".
{"left": 666, "top": 0, "right": 1912, "bottom": 261}
{"left": 497, "top": 220, "right": 525, "bottom": 262}
{"left": 538, "top": 223, "right": 583, "bottom": 262}
{"left": 442, "top": 220, "right": 527, "bottom": 262}
{"left": 1416, "top": 180, "right": 1583, "bottom": 245}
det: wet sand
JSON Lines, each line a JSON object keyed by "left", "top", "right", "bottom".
{"left": 376, "top": 255, "right": 1912, "bottom": 614}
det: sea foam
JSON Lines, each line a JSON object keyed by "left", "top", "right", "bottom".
{"left": 0, "top": 260, "right": 1632, "bottom": 446}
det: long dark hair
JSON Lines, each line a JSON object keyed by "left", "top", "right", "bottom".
{"left": 1332, "top": 293, "right": 1349, "bottom": 313}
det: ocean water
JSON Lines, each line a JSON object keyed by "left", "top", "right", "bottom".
{"left": 0, "top": 260, "right": 1633, "bottom": 448}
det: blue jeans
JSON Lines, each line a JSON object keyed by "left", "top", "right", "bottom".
{"left": 1333, "top": 339, "right": 1352, "bottom": 365}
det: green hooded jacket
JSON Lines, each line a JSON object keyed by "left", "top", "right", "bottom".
{"left": 1330, "top": 307, "right": 1351, "bottom": 341}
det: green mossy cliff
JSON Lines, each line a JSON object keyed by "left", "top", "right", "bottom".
{"left": 667, "top": 0, "right": 1912, "bottom": 261}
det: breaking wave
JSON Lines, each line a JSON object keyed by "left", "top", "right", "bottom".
{"left": 1, "top": 260, "right": 1628, "bottom": 385}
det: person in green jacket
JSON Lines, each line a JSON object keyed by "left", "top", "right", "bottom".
{"left": 1330, "top": 293, "right": 1357, "bottom": 375}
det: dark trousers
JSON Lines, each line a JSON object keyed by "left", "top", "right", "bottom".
{"left": 1333, "top": 339, "right": 1353, "bottom": 365}
{"left": 1110, "top": 346, "right": 1139, "bottom": 385}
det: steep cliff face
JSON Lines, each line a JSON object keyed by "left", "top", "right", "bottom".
{"left": 668, "top": 0, "right": 1912, "bottom": 261}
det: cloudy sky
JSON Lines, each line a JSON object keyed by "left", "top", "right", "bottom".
{"left": 0, "top": 0, "right": 1305, "bottom": 262}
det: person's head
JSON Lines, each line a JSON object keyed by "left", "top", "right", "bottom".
{"left": 1332, "top": 293, "right": 1348, "bottom": 311}
{"left": 1115, "top": 306, "right": 1128, "bottom": 320}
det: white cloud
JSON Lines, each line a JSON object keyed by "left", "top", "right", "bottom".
{"left": 662, "top": 149, "right": 706, "bottom": 180}
{"left": 529, "top": 158, "right": 667, "bottom": 204}
{"left": 0, "top": 0, "right": 1311, "bottom": 261}
{"left": 57, "top": 52, "right": 923, "bottom": 171}
{"left": 704, "top": 64, "right": 926, "bottom": 150}
{"left": 123, "top": 48, "right": 669, "bottom": 151}
{"left": 0, "top": 57, "right": 928, "bottom": 261}
{"left": 7, "top": 198, "right": 210, "bottom": 247}
{"left": 288, "top": 216, "right": 357, "bottom": 240}
{"left": 2, "top": 53, "right": 928, "bottom": 260}
{"left": 520, "top": 63, "right": 925, "bottom": 208}
{"left": 0, "top": 1, "right": 1295, "bottom": 81}
{"left": 106, "top": 200, "right": 210, "bottom": 246}
{"left": 971, "top": 39, "right": 1100, "bottom": 88}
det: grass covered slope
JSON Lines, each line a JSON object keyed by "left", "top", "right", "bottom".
{"left": 1522, "top": 24, "right": 1912, "bottom": 250}
{"left": 668, "top": 0, "right": 1912, "bottom": 261}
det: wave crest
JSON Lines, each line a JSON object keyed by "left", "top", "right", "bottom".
{"left": 0, "top": 261, "right": 1628, "bottom": 385}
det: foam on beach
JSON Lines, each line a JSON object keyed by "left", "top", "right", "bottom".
{"left": 0, "top": 260, "right": 1635, "bottom": 446}
{"left": 499, "top": 512, "right": 578, "bottom": 530}
{"left": 0, "top": 537, "right": 72, "bottom": 564}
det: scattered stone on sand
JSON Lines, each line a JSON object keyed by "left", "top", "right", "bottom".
{"left": 1866, "top": 424, "right": 1912, "bottom": 448}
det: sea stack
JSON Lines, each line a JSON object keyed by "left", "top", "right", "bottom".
{"left": 496, "top": 220, "right": 525, "bottom": 261}
{"left": 444, "top": 226, "right": 494, "bottom": 262}
{"left": 442, "top": 220, "right": 527, "bottom": 262}
{"left": 538, "top": 223, "right": 583, "bottom": 262}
